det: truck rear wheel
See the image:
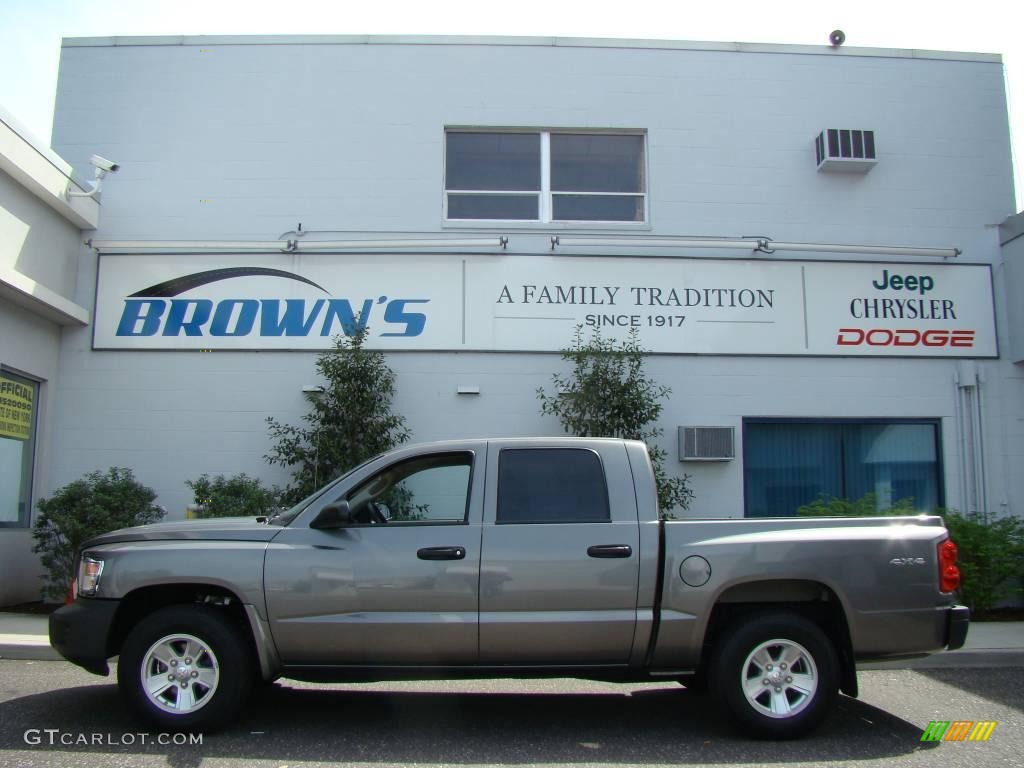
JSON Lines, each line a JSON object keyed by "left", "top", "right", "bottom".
{"left": 117, "top": 605, "right": 252, "bottom": 732}
{"left": 710, "top": 611, "right": 838, "bottom": 739}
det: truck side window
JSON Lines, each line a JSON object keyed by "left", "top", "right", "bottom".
{"left": 497, "top": 448, "right": 610, "bottom": 524}
{"left": 345, "top": 452, "right": 473, "bottom": 524}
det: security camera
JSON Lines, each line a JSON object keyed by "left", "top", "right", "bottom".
{"left": 67, "top": 154, "right": 121, "bottom": 200}
{"left": 829, "top": 29, "right": 846, "bottom": 47}
{"left": 90, "top": 154, "right": 120, "bottom": 174}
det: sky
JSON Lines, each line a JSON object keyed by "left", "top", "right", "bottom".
{"left": 0, "top": 0, "right": 1020, "bottom": 209}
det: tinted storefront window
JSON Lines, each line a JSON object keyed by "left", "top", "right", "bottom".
{"left": 744, "top": 420, "right": 942, "bottom": 517}
{"left": 0, "top": 371, "right": 38, "bottom": 528}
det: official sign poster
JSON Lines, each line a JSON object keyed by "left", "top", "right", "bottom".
{"left": 0, "top": 376, "right": 34, "bottom": 441}
{"left": 93, "top": 253, "right": 997, "bottom": 358}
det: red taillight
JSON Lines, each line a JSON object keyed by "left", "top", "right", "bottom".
{"left": 938, "top": 538, "right": 960, "bottom": 593}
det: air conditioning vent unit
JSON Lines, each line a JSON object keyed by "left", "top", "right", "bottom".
{"left": 815, "top": 129, "right": 877, "bottom": 173}
{"left": 679, "top": 426, "right": 735, "bottom": 461}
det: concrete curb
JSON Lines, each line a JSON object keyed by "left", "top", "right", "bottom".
{"left": 0, "top": 615, "right": 61, "bottom": 661}
{"left": 859, "top": 650, "right": 1024, "bottom": 670}
{"left": 0, "top": 640, "right": 61, "bottom": 661}
{"left": 0, "top": 630, "right": 61, "bottom": 663}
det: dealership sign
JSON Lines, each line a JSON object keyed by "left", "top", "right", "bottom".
{"left": 93, "top": 253, "right": 997, "bottom": 357}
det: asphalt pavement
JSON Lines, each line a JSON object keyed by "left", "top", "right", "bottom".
{"left": 0, "top": 660, "right": 1021, "bottom": 768}
{"left": 1, "top": 611, "right": 1020, "bottom": 767}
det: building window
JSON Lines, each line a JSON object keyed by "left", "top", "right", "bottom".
{"left": 497, "top": 448, "right": 610, "bottom": 524}
{"left": 743, "top": 419, "right": 942, "bottom": 517}
{"left": 0, "top": 371, "right": 39, "bottom": 528}
{"left": 444, "top": 130, "right": 647, "bottom": 223}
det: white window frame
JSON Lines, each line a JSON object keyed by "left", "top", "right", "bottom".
{"left": 443, "top": 128, "right": 649, "bottom": 226}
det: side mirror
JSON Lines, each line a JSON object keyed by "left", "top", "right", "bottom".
{"left": 309, "top": 500, "right": 353, "bottom": 530}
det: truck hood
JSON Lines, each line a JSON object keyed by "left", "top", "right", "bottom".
{"left": 83, "top": 517, "right": 282, "bottom": 547}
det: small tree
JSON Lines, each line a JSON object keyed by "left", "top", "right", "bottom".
{"left": 537, "top": 326, "right": 693, "bottom": 515}
{"left": 266, "top": 327, "right": 410, "bottom": 503}
{"left": 186, "top": 473, "right": 283, "bottom": 519}
{"left": 32, "top": 468, "right": 163, "bottom": 601}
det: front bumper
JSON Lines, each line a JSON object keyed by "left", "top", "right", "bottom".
{"left": 946, "top": 604, "right": 970, "bottom": 650}
{"left": 49, "top": 599, "right": 120, "bottom": 676}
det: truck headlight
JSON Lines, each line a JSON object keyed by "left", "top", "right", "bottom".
{"left": 78, "top": 556, "right": 104, "bottom": 597}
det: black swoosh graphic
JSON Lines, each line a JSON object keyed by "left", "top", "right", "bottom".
{"left": 129, "top": 268, "right": 328, "bottom": 297}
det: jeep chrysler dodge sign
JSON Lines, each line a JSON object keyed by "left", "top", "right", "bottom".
{"left": 93, "top": 253, "right": 997, "bottom": 357}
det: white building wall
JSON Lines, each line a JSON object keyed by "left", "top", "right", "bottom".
{"left": 0, "top": 302, "right": 65, "bottom": 604}
{"left": 52, "top": 39, "right": 1013, "bottom": 244}
{"left": 48, "top": 36, "right": 1019, "bottom": 522}
{"left": 996, "top": 213, "right": 1024, "bottom": 521}
{"left": 0, "top": 108, "right": 94, "bottom": 604}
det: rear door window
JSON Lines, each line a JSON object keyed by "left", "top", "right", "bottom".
{"left": 497, "top": 448, "right": 610, "bottom": 524}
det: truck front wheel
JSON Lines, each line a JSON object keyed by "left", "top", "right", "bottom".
{"left": 117, "top": 605, "right": 252, "bottom": 732}
{"left": 711, "top": 611, "right": 838, "bottom": 739}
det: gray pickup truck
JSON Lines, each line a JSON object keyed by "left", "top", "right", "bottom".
{"left": 50, "top": 437, "right": 968, "bottom": 738}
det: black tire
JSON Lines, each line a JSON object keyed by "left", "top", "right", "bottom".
{"left": 710, "top": 611, "right": 838, "bottom": 739}
{"left": 117, "top": 605, "right": 252, "bottom": 732}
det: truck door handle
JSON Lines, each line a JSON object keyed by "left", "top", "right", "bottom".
{"left": 417, "top": 546, "right": 466, "bottom": 561}
{"left": 587, "top": 545, "right": 633, "bottom": 559}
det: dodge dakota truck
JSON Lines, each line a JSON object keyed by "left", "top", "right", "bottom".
{"left": 50, "top": 437, "right": 968, "bottom": 738}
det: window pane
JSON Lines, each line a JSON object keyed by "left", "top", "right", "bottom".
{"left": 392, "top": 463, "right": 470, "bottom": 522}
{"left": 346, "top": 453, "right": 472, "bottom": 523}
{"left": 0, "top": 372, "right": 38, "bottom": 528}
{"left": 743, "top": 421, "right": 941, "bottom": 517}
{"left": 447, "top": 193, "right": 538, "bottom": 220}
{"left": 552, "top": 194, "right": 645, "bottom": 222}
{"left": 498, "top": 448, "right": 610, "bottom": 524}
{"left": 550, "top": 134, "right": 644, "bottom": 193}
{"left": 445, "top": 132, "right": 541, "bottom": 191}
{"left": 843, "top": 424, "right": 938, "bottom": 511}
{"left": 744, "top": 424, "right": 842, "bottom": 517}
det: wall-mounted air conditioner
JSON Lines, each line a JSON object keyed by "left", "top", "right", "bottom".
{"left": 815, "top": 129, "right": 877, "bottom": 173}
{"left": 679, "top": 426, "right": 735, "bottom": 461}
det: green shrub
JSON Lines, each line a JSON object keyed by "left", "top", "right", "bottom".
{"left": 941, "top": 511, "right": 1024, "bottom": 613}
{"left": 32, "top": 468, "right": 163, "bottom": 601}
{"left": 796, "top": 493, "right": 917, "bottom": 517}
{"left": 186, "top": 473, "right": 283, "bottom": 519}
